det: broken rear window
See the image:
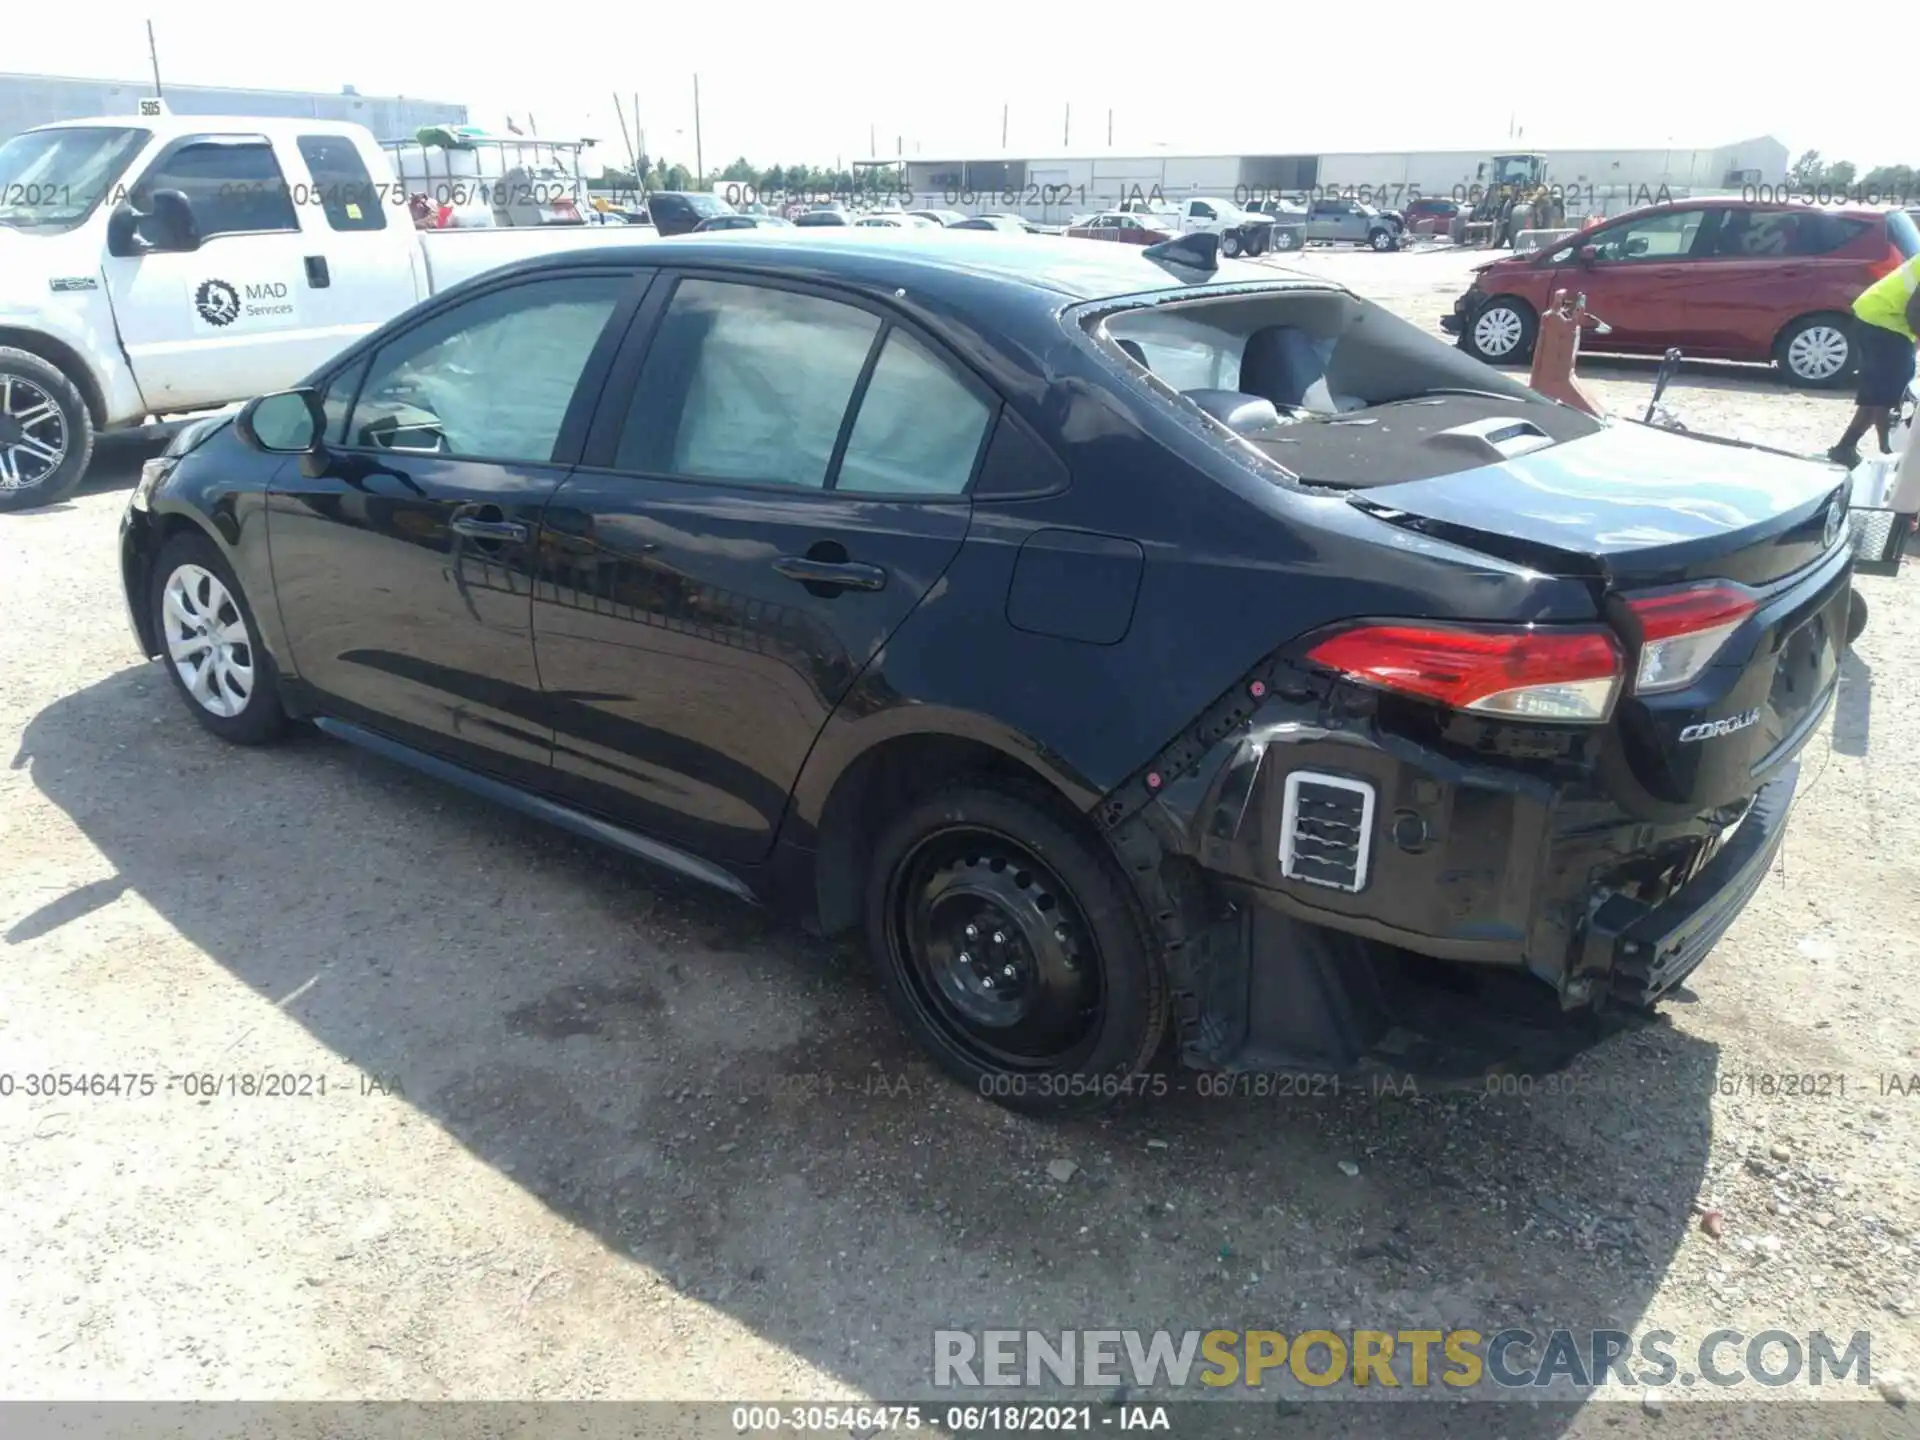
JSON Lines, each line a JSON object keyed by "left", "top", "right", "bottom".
{"left": 1087, "top": 286, "right": 1604, "bottom": 488}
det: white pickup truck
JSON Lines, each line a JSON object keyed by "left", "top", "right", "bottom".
{"left": 0, "top": 109, "right": 650, "bottom": 509}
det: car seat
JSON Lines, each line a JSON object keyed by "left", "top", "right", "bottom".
{"left": 1241, "top": 325, "right": 1341, "bottom": 412}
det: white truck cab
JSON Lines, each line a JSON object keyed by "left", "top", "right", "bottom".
{"left": 0, "top": 109, "right": 646, "bottom": 508}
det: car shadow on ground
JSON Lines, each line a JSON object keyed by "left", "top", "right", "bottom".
{"left": 12, "top": 667, "right": 1722, "bottom": 1426}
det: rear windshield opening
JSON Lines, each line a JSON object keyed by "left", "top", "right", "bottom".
{"left": 1094, "top": 288, "right": 1604, "bottom": 488}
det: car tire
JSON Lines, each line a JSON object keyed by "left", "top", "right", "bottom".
{"left": 1775, "top": 314, "right": 1857, "bottom": 389}
{"left": 149, "top": 529, "right": 289, "bottom": 746}
{"left": 864, "top": 782, "right": 1169, "bottom": 1114}
{"left": 1221, "top": 231, "right": 1243, "bottom": 259}
{"left": 1369, "top": 227, "right": 1398, "bottom": 252}
{"left": 1273, "top": 228, "right": 1300, "bottom": 252}
{"left": 1848, "top": 590, "right": 1869, "bottom": 648}
{"left": 0, "top": 346, "right": 95, "bottom": 513}
{"left": 1246, "top": 228, "right": 1269, "bottom": 257}
{"left": 1462, "top": 297, "right": 1538, "bottom": 365}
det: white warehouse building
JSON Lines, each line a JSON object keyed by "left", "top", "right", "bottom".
{"left": 897, "top": 137, "right": 1790, "bottom": 220}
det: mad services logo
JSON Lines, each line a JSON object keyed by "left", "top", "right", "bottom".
{"left": 194, "top": 279, "right": 241, "bottom": 328}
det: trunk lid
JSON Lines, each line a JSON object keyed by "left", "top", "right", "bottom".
{"left": 1354, "top": 419, "right": 1846, "bottom": 589}
{"left": 1354, "top": 420, "right": 1853, "bottom": 816}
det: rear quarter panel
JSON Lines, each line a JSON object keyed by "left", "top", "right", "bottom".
{"left": 785, "top": 317, "right": 1599, "bottom": 841}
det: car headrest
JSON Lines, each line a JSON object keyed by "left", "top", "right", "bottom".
{"left": 1181, "top": 389, "right": 1284, "bottom": 435}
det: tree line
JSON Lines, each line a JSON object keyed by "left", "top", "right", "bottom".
{"left": 1787, "top": 151, "right": 1918, "bottom": 198}
{"left": 590, "top": 156, "right": 890, "bottom": 197}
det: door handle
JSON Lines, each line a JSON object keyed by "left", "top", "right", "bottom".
{"left": 451, "top": 516, "right": 530, "bottom": 543}
{"left": 304, "top": 255, "right": 331, "bottom": 289}
{"left": 773, "top": 556, "right": 887, "bottom": 591}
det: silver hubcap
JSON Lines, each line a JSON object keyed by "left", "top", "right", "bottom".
{"left": 1787, "top": 325, "right": 1850, "bottom": 381}
{"left": 1372, "top": 230, "right": 1391, "bottom": 250}
{"left": 0, "top": 373, "right": 68, "bottom": 490}
{"left": 1473, "top": 306, "right": 1526, "bottom": 357}
{"left": 162, "top": 564, "right": 254, "bottom": 719}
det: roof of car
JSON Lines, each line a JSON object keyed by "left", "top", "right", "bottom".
{"left": 494, "top": 228, "right": 1313, "bottom": 307}
{"left": 1604, "top": 195, "right": 1895, "bottom": 220}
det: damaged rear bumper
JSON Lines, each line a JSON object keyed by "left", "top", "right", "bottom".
{"left": 1116, "top": 681, "right": 1807, "bottom": 1082}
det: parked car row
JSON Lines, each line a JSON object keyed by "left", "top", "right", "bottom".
{"left": 1443, "top": 197, "right": 1920, "bottom": 385}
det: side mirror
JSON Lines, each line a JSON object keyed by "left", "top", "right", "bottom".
{"left": 1578, "top": 245, "right": 1599, "bottom": 266}
{"left": 150, "top": 189, "right": 201, "bottom": 251}
{"left": 236, "top": 389, "right": 326, "bottom": 470}
{"left": 106, "top": 202, "right": 142, "bottom": 257}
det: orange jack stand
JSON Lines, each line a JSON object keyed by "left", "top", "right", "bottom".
{"left": 1527, "top": 288, "right": 1608, "bottom": 417}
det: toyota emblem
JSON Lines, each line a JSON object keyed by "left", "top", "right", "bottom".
{"left": 1824, "top": 498, "right": 1846, "bottom": 549}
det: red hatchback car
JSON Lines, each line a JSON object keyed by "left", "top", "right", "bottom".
{"left": 1443, "top": 199, "right": 1920, "bottom": 386}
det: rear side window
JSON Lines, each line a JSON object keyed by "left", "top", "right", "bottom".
{"left": 296, "top": 135, "right": 387, "bottom": 232}
{"left": 133, "top": 139, "right": 298, "bottom": 239}
{"left": 618, "top": 279, "right": 880, "bottom": 488}
{"left": 1710, "top": 207, "right": 1870, "bottom": 258}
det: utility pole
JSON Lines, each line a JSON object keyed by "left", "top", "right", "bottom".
{"left": 870, "top": 122, "right": 876, "bottom": 159}
{"left": 1107, "top": 109, "right": 1113, "bottom": 146}
{"left": 692, "top": 74, "right": 704, "bottom": 187}
{"left": 1063, "top": 103, "right": 1070, "bottom": 148}
{"left": 146, "top": 19, "right": 163, "bottom": 96}
{"left": 1001, "top": 103, "right": 1008, "bottom": 149}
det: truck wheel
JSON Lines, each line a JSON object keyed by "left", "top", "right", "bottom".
{"left": 1462, "top": 298, "right": 1538, "bottom": 365}
{"left": 1848, "top": 590, "right": 1868, "bottom": 648}
{"left": 1246, "top": 228, "right": 1269, "bottom": 257}
{"left": 0, "top": 347, "right": 94, "bottom": 513}
{"left": 1369, "top": 228, "right": 1398, "bottom": 252}
{"left": 1273, "top": 228, "right": 1300, "bottom": 252}
{"left": 865, "top": 783, "right": 1168, "bottom": 1114}
{"left": 1221, "top": 231, "right": 1243, "bottom": 258}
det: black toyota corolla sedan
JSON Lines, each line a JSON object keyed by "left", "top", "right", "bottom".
{"left": 121, "top": 229, "right": 1859, "bottom": 1110}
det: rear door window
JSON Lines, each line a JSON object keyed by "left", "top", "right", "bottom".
{"left": 296, "top": 134, "right": 387, "bottom": 232}
{"left": 617, "top": 279, "right": 879, "bottom": 488}
{"left": 1709, "top": 207, "right": 1870, "bottom": 258}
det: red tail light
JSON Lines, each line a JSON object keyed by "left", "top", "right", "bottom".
{"left": 1306, "top": 622, "right": 1622, "bottom": 722}
{"left": 1621, "top": 581, "right": 1758, "bottom": 693}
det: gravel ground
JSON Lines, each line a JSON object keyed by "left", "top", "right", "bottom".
{"left": 2, "top": 247, "right": 1917, "bottom": 1437}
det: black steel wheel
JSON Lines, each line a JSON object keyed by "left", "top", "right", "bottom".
{"left": 865, "top": 784, "right": 1167, "bottom": 1112}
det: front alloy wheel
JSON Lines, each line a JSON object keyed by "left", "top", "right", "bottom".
{"left": 163, "top": 564, "right": 255, "bottom": 718}
{"left": 1468, "top": 301, "right": 1532, "bottom": 362}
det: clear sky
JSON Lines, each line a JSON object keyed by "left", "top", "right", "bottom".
{"left": 8, "top": 2, "right": 1910, "bottom": 173}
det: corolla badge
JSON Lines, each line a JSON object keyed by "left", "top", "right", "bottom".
{"left": 1824, "top": 498, "right": 1846, "bottom": 549}
{"left": 1679, "top": 709, "right": 1761, "bottom": 743}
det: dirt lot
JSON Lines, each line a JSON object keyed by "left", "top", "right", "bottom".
{"left": 3, "top": 245, "right": 1918, "bottom": 1436}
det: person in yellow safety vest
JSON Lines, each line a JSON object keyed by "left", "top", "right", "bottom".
{"left": 1830, "top": 253, "right": 1920, "bottom": 468}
